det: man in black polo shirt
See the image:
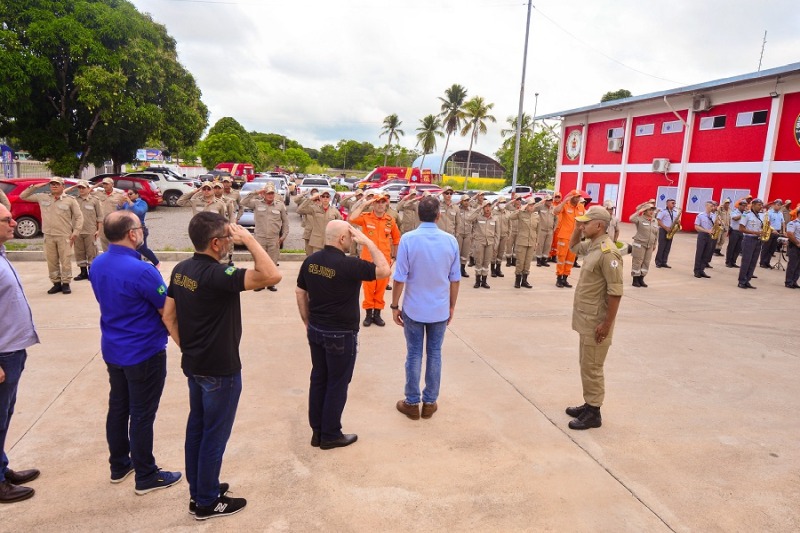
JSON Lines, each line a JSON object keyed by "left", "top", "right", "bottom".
{"left": 296, "top": 220, "right": 391, "bottom": 449}
{"left": 162, "top": 212, "right": 281, "bottom": 520}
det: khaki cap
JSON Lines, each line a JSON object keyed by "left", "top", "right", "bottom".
{"left": 221, "top": 176, "right": 232, "bottom": 183}
{"left": 76, "top": 180, "right": 91, "bottom": 188}
{"left": 263, "top": 183, "right": 276, "bottom": 193}
{"left": 576, "top": 205, "right": 612, "bottom": 223}
{"left": 603, "top": 200, "right": 615, "bottom": 209}
{"left": 101, "top": 177, "right": 114, "bottom": 185}
{"left": 212, "top": 181, "right": 223, "bottom": 189}
{"left": 49, "top": 177, "right": 65, "bottom": 185}
{"left": 442, "top": 185, "right": 454, "bottom": 192}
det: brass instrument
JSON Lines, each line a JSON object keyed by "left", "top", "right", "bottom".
{"left": 666, "top": 208, "right": 682, "bottom": 240}
{"left": 711, "top": 214, "right": 723, "bottom": 240}
{"left": 760, "top": 210, "right": 772, "bottom": 241}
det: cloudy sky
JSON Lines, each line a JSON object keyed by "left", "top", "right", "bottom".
{"left": 130, "top": 0, "right": 798, "bottom": 156}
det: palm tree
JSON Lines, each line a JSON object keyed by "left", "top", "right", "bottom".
{"left": 459, "top": 96, "right": 496, "bottom": 189}
{"left": 379, "top": 114, "right": 404, "bottom": 166}
{"left": 500, "top": 112, "right": 534, "bottom": 138}
{"left": 437, "top": 84, "right": 468, "bottom": 176}
{"left": 415, "top": 114, "right": 444, "bottom": 179}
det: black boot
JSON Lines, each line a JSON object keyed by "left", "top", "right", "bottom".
{"left": 468, "top": 256, "right": 475, "bottom": 267}
{"left": 632, "top": 275, "right": 641, "bottom": 287}
{"left": 47, "top": 282, "right": 62, "bottom": 294}
{"left": 542, "top": 257, "right": 551, "bottom": 268}
{"left": 562, "top": 276, "right": 573, "bottom": 288}
{"left": 536, "top": 257, "right": 543, "bottom": 267}
{"left": 362, "top": 309, "right": 373, "bottom": 327}
{"left": 372, "top": 309, "right": 385, "bottom": 327}
{"left": 511, "top": 256, "right": 517, "bottom": 266}
{"left": 74, "top": 266, "right": 89, "bottom": 281}
{"left": 474, "top": 276, "right": 481, "bottom": 288}
{"left": 548, "top": 256, "right": 556, "bottom": 263}
{"left": 496, "top": 262, "right": 504, "bottom": 277}
{"left": 573, "top": 259, "right": 580, "bottom": 268}
{"left": 490, "top": 263, "right": 497, "bottom": 278}
{"left": 556, "top": 275, "right": 564, "bottom": 288}
{"left": 61, "top": 283, "right": 72, "bottom": 294}
{"left": 568, "top": 405, "right": 602, "bottom": 430}
{"left": 514, "top": 274, "right": 522, "bottom": 289}
{"left": 506, "top": 257, "right": 512, "bottom": 267}
{"left": 480, "top": 275, "right": 490, "bottom": 289}
{"left": 639, "top": 275, "right": 648, "bottom": 288}
{"left": 521, "top": 274, "right": 532, "bottom": 289}
{"left": 460, "top": 264, "right": 470, "bottom": 278}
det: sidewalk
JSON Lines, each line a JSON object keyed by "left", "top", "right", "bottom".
{"left": 3, "top": 230, "right": 798, "bottom": 532}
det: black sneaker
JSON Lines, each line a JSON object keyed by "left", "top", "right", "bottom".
{"left": 110, "top": 465, "right": 134, "bottom": 484}
{"left": 134, "top": 470, "right": 181, "bottom": 495}
{"left": 195, "top": 494, "right": 247, "bottom": 520}
{"left": 189, "top": 483, "right": 230, "bottom": 515}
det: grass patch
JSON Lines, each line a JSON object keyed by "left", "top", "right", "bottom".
{"left": 441, "top": 176, "right": 506, "bottom": 191}
{"left": 5, "top": 242, "right": 29, "bottom": 251}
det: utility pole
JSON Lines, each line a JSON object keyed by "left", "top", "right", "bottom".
{"left": 532, "top": 92, "right": 539, "bottom": 132}
{"left": 511, "top": 0, "right": 533, "bottom": 193}
{"left": 757, "top": 30, "right": 767, "bottom": 72}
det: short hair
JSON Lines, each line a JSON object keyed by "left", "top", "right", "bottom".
{"left": 188, "top": 211, "right": 228, "bottom": 250}
{"left": 104, "top": 211, "right": 137, "bottom": 242}
{"left": 418, "top": 196, "right": 440, "bottom": 222}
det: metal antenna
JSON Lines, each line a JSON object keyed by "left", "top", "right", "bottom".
{"left": 757, "top": 30, "right": 767, "bottom": 72}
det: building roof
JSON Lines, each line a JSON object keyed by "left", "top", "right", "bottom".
{"left": 538, "top": 62, "right": 800, "bottom": 120}
{"left": 411, "top": 151, "right": 457, "bottom": 173}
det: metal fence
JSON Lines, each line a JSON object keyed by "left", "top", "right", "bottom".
{"left": 2, "top": 160, "right": 115, "bottom": 181}
{"left": 444, "top": 160, "right": 505, "bottom": 179}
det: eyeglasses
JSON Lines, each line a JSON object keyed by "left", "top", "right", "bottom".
{"left": 443, "top": 192, "right": 453, "bottom": 195}
{"left": 213, "top": 233, "right": 233, "bottom": 241}
{"left": 128, "top": 226, "right": 142, "bottom": 231}
{"left": 201, "top": 187, "right": 212, "bottom": 191}
{"left": 0, "top": 217, "right": 13, "bottom": 224}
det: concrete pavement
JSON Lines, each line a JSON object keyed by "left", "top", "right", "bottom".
{"left": 3, "top": 227, "right": 798, "bottom": 532}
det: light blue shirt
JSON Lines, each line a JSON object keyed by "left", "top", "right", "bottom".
{"left": 393, "top": 222, "right": 460, "bottom": 323}
{"left": 767, "top": 209, "right": 785, "bottom": 232}
{"left": 656, "top": 207, "right": 678, "bottom": 229}
{"left": 0, "top": 245, "right": 40, "bottom": 353}
{"left": 729, "top": 208, "right": 743, "bottom": 230}
{"left": 742, "top": 211, "right": 764, "bottom": 235}
{"left": 694, "top": 212, "right": 715, "bottom": 231}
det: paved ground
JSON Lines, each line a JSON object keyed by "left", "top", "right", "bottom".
{"left": 3, "top": 226, "right": 798, "bottom": 532}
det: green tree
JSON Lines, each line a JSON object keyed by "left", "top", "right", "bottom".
{"left": 284, "top": 147, "right": 313, "bottom": 173}
{"left": 199, "top": 133, "right": 248, "bottom": 169}
{"left": 500, "top": 112, "right": 534, "bottom": 138}
{"left": 601, "top": 89, "right": 633, "bottom": 102}
{"left": 459, "top": 96, "right": 496, "bottom": 188}
{"left": 255, "top": 142, "right": 285, "bottom": 171}
{"left": 207, "top": 117, "right": 258, "bottom": 163}
{"left": 437, "top": 84, "right": 468, "bottom": 175}
{"left": 379, "top": 114, "right": 404, "bottom": 166}
{"left": 495, "top": 128, "right": 558, "bottom": 191}
{"left": 415, "top": 114, "right": 444, "bottom": 177}
{"left": 0, "top": 0, "right": 207, "bottom": 177}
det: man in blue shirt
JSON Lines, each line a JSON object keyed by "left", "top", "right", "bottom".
{"left": 759, "top": 199, "right": 787, "bottom": 268}
{"left": 693, "top": 202, "right": 716, "bottom": 278}
{"left": 89, "top": 211, "right": 181, "bottom": 495}
{"left": 118, "top": 189, "right": 160, "bottom": 269}
{"left": 392, "top": 196, "right": 461, "bottom": 420}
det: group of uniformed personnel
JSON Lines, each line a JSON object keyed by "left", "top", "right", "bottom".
{"left": 240, "top": 182, "right": 287, "bottom": 292}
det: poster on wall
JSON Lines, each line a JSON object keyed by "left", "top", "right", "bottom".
{"left": 584, "top": 183, "right": 600, "bottom": 204}
{"left": 686, "top": 187, "right": 713, "bottom": 213}
{"left": 656, "top": 186, "right": 678, "bottom": 210}
{"left": 604, "top": 184, "right": 619, "bottom": 206}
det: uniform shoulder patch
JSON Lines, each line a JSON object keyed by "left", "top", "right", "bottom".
{"left": 157, "top": 285, "right": 166, "bottom": 295}
{"left": 224, "top": 266, "right": 237, "bottom": 276}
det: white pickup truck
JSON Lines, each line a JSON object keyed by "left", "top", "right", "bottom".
{"left": 296, "top": 177, "right": 335, "bottom": 198}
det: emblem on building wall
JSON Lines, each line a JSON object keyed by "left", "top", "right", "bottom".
{"left": 565, "top": 130, "right": 582, "bottom": 161}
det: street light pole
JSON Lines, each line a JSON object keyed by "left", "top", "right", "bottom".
{"left": 511, "top": 0, "right": 533, "bottom": 193}
{"left": 533, "top": 92, "right": 539, "bottom": 131}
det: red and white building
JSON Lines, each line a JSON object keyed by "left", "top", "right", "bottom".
{"left": 541, "top": 62, "right": 800, "bottom": 225}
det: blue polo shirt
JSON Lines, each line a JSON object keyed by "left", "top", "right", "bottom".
{"left": 89, "top": 245, "right": 168, "bottom": 366}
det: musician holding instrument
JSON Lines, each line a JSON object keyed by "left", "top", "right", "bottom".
{"left": 726, "top": 199, "right": 748, "bottom": 268}
{"left": 759, "top": 200, "right": 787, "bottom": 269}
{"left": 693, "top": 201, "right": 717, "bottom": 279}
{"left": 655, "top": 198, "right": 679, "bottom": 268}
{"left": 785, "top": 215, "right": 800, "bottom": 289}
{"left": 714, "top": 199, "right": 732, "bottom": 257}
{"left": 738, "top": 198, "right": 765, "bottom": 289}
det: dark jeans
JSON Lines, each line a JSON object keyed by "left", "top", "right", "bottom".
{"left": 184, "top": 370, "right": 242, "bottom": 507}
{"left": 106, "top": 350, "right": 166, "bottom": 483}
{"left": 694, "top": 233, "right": 715, "bottom": 274}
{"left": 759, "top": 233, "right": 778, "bottom": 266}
{"left": 0, "top": 350, "right": 26, "bottom": 482}
{"left": 726, "top": 229, "right": 743, "bottom": 266}
{"left": 655, "top": 228, "right": 672, "bottom": 266}
{"left": 306, "top": 323, "right": 358, "bottom": 442}
{"left": 786, "top": 244, "right": 800, "bottom": 284}
{"left": 739, "top": 236, "right": 762, "bottom": 284}
{"left": 137, "top": 226, "right": 159, "bottom": 266}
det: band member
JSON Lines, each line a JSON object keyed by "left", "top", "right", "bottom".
{"left": 628, "top": 203, "right": 658, "bottom": 287}
{"left": 726, "top": 199, "right": 747, "bottom": 268}
{"left": 693, "top": 201, "right": 716, "bottom": 279}
{"left": 759, "top": 200, "right": 786, "bottom": 268}
{"left": 785, "top": 214, "right": 800, "bottom": 288}
{"left": 655, "top": 199, "right": 679, "bottom": 268}
{"left": 738, "top": 199, "right": 765, "bottom": 289}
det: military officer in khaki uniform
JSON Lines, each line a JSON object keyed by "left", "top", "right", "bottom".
{"left": 604, "top": 200, "right": 620, "bottom": 242}
{"left": 20, "top": 177, "right": 83, "bottom": 294}
{"left": 565, "top": 205, "right": 623, "bottom": 430}
{"left": 341, "top": 190, "right": 364, "bottom": 255}
{"left": 221, "top": 176, "right": 240, "bottom": 216}
{"left": 176, "top": 182, "right": 227, "bottom": 216}
{"left": 491, "top": 198, "right": 510, "bottom": 278}
{"left": 505, "top": 195, "right": 521, "bottom": 267}
{"left": 714, "top": 198, "right": 732, "bottom": 256}
{"left": 65, "top": 180, "right": 102, "bottom": 281}
{"left": 240, "top": 183, "right": 288, "bottom": 291}
{"left": 397, "top": 188, "right": 421, "bottom": 234}
{"left": 436, "top": 186, "right": 458, "bottom": 236}
{"left": 507, "top": 197, "right": 541, "bottom": 288}
{"left": 455, "top": 196, "right": 472, "bottom": 278}
{"left": 92, "top": 177, "right": 126, "bottom": 251}
{"left": 628, "top": 203, "right": 658, "bottom": 287}
{"left": 532, "top": 196, "right": 554, "bottom": 267}
{"left": 212, "top": 181, "right": 237, "bottom": 223}
{"left": 468, "top": 200, "right": 499, "bottom": 288}
{"left": 294, "top": 188, "right": 318, "bottom": 255}
{"left": 297, "top": 190, "right": 342, "bottom": 254}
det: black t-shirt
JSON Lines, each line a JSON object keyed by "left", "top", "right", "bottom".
{"left": 297, "top": 245, "right": 377, "bottom": 331}
{"left": 167, "top": 253, "right": 247, "bottom": 376}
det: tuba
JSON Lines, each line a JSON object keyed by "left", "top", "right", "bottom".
{"left": 666, "top": 209, "right": 682, "bottom": 240}
{"left": 760, "top": 211, "right": 772, "bottom": 241}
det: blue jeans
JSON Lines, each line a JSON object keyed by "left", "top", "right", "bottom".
{"left": 306, "top": 323, "right": 358, "bottom": 442}
{"left": 0, "top": 350, "right": 27, "bottom": 482}
{"left": 105, "top": 350, "right": 166, "bottom": 483}
{"left": 402, "top": 312, "right": 447, "bottom": 405}
{"left": 137, "top": 226, "right": 159, "bottom": 266}
{"left": 184, "top": 370, "right": 241, "bottom": 507}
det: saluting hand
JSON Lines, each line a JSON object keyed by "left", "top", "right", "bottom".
{"left": 228, "top": 224, "right": 252, "bottom": 246}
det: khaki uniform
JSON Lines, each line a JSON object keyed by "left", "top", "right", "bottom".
{"left": 74, "top": 195, "right": 102, "bottom": 268}
{"left": 570, "top": 236, "right": 624, "bottom": 407}
{"left": 506, "top": 201, "right": 520, "bottom": 260}
{"left": 297, "top": 198, "right": 342, "bottom": 253}
{"left": 216, "top": 194, "right": 237, "bottom": 223}
{"left": 240, "top": 193, "right": 288, "bottom": 263}
{"left": 455, "top": 204, "right": 473, "bottom": 265}
{"left": 223, "top": 189, "right": 241, "bottom": 217}
{"left": 0, "top": 189, "right": 9, "bottom": 210}
{"left": 492, "top": 206, "right": 511, "bottom": 263}
{"left": 629, "top": 214, "right": 658, "bottom": 277}
{"left": 21, "top": 188, "right": 83, "bottom": 283}
{"left": 468, "top": 210, "right": 499, "bottom": 276}
{"left": 397, "top": 196, "right": 420, "bottom": 234}
{"left": 176, "top": 190, "right": 227, "bottom": 216}
{"left": 533, "top": 203, "right": 555, "bottom": 259}
{"left": 436, "top": 200, "right": 458, "bottom": 236}
{"left": 294, "top": 194, "right": 313, "bottom": 254}
{"left": 714, "top": 208, "right": 731, "bottom": 252}
{"left": 606, "top": 216, "right": 619, "bottom": 241}
{"left": 507, "top": 209, "right": 540, "bottom": 275}
{"left": 93, "top": 189, "right": 126, "bottom": 251}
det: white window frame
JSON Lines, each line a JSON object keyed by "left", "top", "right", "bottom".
{"left": 735, "top": 110, "right": 768, "bottom": 127}
{"left": 607, "top": 127, "right": 624, "bottom": 139}
{"left": 635, "top": 124, "right": 655, "bottom": 136}
{"left": 656, "top": 186, "right": 678, "bottom": 210}
{"left": 686, "top": 187, "right": 714, "bottom": 213}
{"left": 720, "top": 188, "right": 751, "bottom": 205}
{"left": 699, "top": 116, "right": 726, "bottom": 131}
{"left": 661, "top": 120, "right": 684, "bottom": 134}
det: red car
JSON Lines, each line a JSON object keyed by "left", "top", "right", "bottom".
{"left": 0, "top": 177, "right": 80, "bottom": 239}
{"left": 397, "top": 184, "right": 443, "bottom": 201}
{"left": 87, "top": 175, "right": 162, "bottom": 210}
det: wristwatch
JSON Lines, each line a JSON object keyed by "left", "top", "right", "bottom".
{"left": 390, "top": 304, "right": 400, "bottom": 310}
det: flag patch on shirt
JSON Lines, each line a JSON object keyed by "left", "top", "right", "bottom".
{"left": 157, "top": 285, "right": 166, "bottom": 295}
{"left": 225, "top": 266, "right": 237, "bottom": 276}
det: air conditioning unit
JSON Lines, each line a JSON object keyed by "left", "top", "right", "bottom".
{"left": 607, "top": 138, "right": 623, "bottom": 152}
{"left": 652, "top": 158, "right": 671, "bottom": 173}
{"left": 692, "top": 95, "right": 712, "bottom": 112}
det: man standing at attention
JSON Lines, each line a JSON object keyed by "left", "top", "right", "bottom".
{"left": 295, "top": 220, "right": 390, "bottom": 450}
{"left": 348, "top": 193, "right": 400, "bottom": 327}
{"left": 565, "top": 205, "right": 623, "bottom": 430}
{"left": 176, "top": 182, "right": 227, "bottom": 217}
{"left": 297, "top": 191, "right": 343, "bottom": 254}
{"left": 89, "top": 211, "right": 181, "bottom": 495}
{"left": 92, "top": 177, "right": 126, "bottom": 251}
{"left": 0, "top": 205, "right": 41, "bottom": 503}
{"left": 162, "top": 212, "right": 282, "bottom": 520}
{"left": 20, "top": 177, "right": 83, "bottom": 294}
{"left": 392, "top": 196, "right": 460, "bottom": 420}
{"left": 655, "top": 198, "right": 679, "bottom": 268}
{"left": 239, "top": 183, "right": 288, "bottom": 291}
{"left": 553, "top": 190, "right": 586, "bottom": 288}
{"left": 66, "top": 180, "right": 102, "bottom": 281}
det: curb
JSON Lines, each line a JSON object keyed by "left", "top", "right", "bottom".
{"left": 6, "top": 250, "right": 308, "bottom": 262}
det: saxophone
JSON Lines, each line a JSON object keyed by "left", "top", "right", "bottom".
{"left": 760, "top": 211, "right": 772, "bottom": 241}
{"left": 711, "top": 214, "right": 723, "bottom": 240}
{"left": 666, "top": 209, "right": 682, "bottom": 240}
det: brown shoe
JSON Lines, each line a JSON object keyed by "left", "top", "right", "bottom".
{"left": 0, "top": 481, "right": 34, "bottom": 503}
{"left": 4, "top": 469, "right": 39, "bottom": 484}
{"left": 396, "top": 400, "right": 420, "bottom": 420}
{"left": 421, "top": 402, "right": 438, "bottom": 419}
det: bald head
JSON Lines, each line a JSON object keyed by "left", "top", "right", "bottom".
{"left": 103, "top": 210, "right": 139, "bottom": 243}
{"left": 325, "top": 220, "right": 351, "bottom": 250}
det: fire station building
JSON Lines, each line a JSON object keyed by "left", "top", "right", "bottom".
{"left": 541, "top": 62, "right": 800, "bottom": 224}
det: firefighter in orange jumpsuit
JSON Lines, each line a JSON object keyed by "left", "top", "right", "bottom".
{"left": 348, "top": 193, "right": 400, "bottom": 327}
{"left": 553, "top": 190, "right": 586, "bottom": 288}
{"left": 548, "top": 191, "right": 563, "bottom": 262}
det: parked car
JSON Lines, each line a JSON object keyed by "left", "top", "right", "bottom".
{"left": 340, "top": 176, "right": 362, "bottom": 191}
{"left": 122, "top": 171, "right": 199, "bottom": 207}
{"left": 264, "top": 172, "right": 295, "bottom": 195}
{"left": 497, "top": 185, "right": 533, "bottom": 196}
{"left": 251, "top": 177, "right": 290, "bottom": 205}
{"left": 373, "top": 183, "right": 407, "bottom": 202}
{"left": 1, "top": 177, "right": 79, "bottom": 238}
{"left": 87, "top": 175, "right": 162, "bottom": 209}
{"left": 296, "top": 177, "right": 335, "bottom": 197}
{"left": 397, "top": 184, "right": 443, "bottom": 201}
{"left": 141, "top": 166, "right": 202, "bottom": 186}
{"left": 356, "top": 166, "right": 424, "bottom": 190}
